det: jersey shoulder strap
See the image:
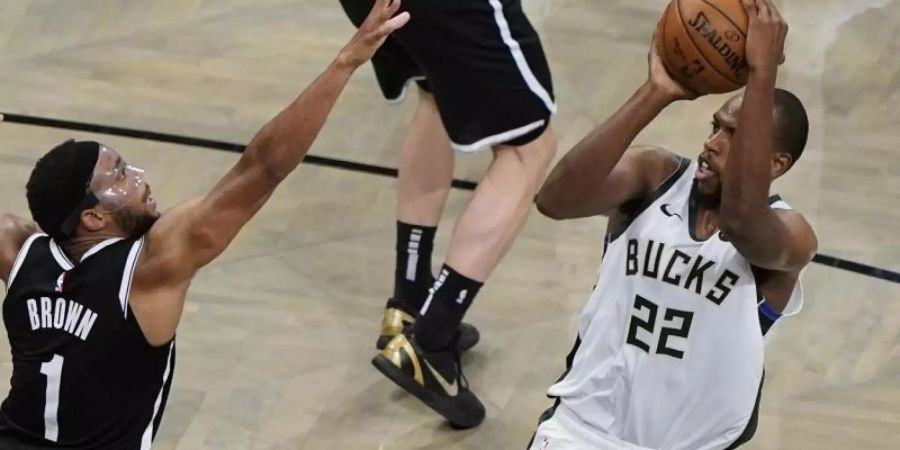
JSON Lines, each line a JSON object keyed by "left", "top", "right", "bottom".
{"left": 6, "top": 233, "right": 50, "bottom": 290}
{"left": 608, "top": 156, "right": 691, "bottom": 242}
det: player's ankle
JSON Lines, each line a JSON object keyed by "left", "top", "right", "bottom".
{"left": 414, "top": 264, "right": 482, "bottom": 352}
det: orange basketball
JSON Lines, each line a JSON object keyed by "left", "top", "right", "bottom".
{"left": 657, "top": 0, "right": 749, "bottom": 94}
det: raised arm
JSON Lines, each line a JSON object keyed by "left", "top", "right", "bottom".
{"left": 130, "top": 0, "right": 410, "bottom": 345}
{"left": 160, "top": 0, "right": 407, "bottom": 271}
{"left": 0, "top": 213, "right": 39, "bottom": 284}
{"left": 719, "top": 0, "right": 816, "bottom": 271}
{"left": 535, "top": 39, "right": 697, "bottom": 220}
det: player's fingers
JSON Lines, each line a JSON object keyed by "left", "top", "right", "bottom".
{"left": 654, "top": 8, "right": 666, "bottom": 42}
{"left": 757, "top": 0, "right": 771, "bottom": 21}
{"left": 768, "top": 0, "right": 784, "bottom": 21}
{"left": 384, "top": 0, "right": 401, "bottom": 18}
{"left": 372, "top": 0, "right": 387, "bottom": 16}
{"left": 379, "top": 11, "right": 410, "bottom": 35}
{"left": 741, "top": 0, "right": 758, "bottom": 18}
{"left": 768, "top": 0, "right": 783, "bottom": 24}
{"left": 770, "top": 0, "right": 788, "bottom": 61}
{"left": 772, "top": 3, "right": 789, "bottom": 38}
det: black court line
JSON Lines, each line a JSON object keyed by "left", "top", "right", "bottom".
{"left": 0, "top": 113, "right": 478, "bottom": 191}
{"left": 3, "top": 112, "right": 899, "bottom": 285}
{"left": 811, "top": 254, "right": 900, "bottom": 284}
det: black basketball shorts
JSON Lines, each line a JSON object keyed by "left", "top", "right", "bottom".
{"left": 339, "top": 0, "right": 556, "bottom": 152}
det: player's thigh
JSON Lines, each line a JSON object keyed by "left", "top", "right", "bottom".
{"left": 393, "top": 0, "right": 557, "bottom": 153}
{"left": 0, "top": 432, "right": 57, "bottom": 450}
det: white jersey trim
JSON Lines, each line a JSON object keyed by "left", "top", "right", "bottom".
{"left": 386, "top": 76, "right": 427, "bottom": 104}
{"left": 140, "top": 342, "right": 174, "bottom": 450}
{"left": 532, "top": 404, "right": 656, "bottom": 450}
{"left": 119, "top": 238, "right": 145, "bottom": 318}
{"left": 451, "top": 119, "right": 546, "bottom": 153}
{"left": 80, "top": 238, "right": 124, "bottom": 263}
{"left": 7, "top": 233, "right": 45, "bottom": 288}
{"left": 48, "top": 240, "right": 74, "bottom": 271}
{"left": 487, "top": 0, "right": 556, "bottom": 115}
{"left": 607, "top": 156, "right": 692, "bottom": 242}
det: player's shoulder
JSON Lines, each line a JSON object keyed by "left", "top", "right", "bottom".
{"left": 146, "top": 198, "right": 204, "bottom": 238}
{"left": 626, "top": 146, "right": 689, "bottom": 193}
{"left": 0, "top": 213, "right": 40, "bottom": 282}
{"left": 762, "top": 199, "right": 818, "bottom": 278}
{"left": 137, "top": 197, "right": 205, "bottom": 273}
{"left": 627, "top": 145, "right": 681, "bottom": 165}
{"left": 0, "top": 213, "right": 39, "bottom": 243}
{"left": 770, "top": 196, "right": 814, "bottom": 231}
{"left": 773, "top": 205, "right": 818, "bottom": 248}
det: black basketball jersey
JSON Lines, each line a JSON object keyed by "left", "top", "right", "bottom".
{"left": 0, "top": 234, "right": 175, "bottom": 449}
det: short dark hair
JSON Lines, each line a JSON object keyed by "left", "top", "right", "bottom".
{"left": 773, "top": 88, "right": 809, "bottom": 167}
{"left": 26, "top": 140, "right": 100, "bottom": 242}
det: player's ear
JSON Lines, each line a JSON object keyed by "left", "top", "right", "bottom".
{"left": 771, "top": 152, "right": 792, "bottom": 178}
{"left": 79, "top": 209, "right": 106, "bottom": 233}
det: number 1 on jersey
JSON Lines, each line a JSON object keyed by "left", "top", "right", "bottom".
{"left": 39, "top": 354, "right": 63, "bottom": 442}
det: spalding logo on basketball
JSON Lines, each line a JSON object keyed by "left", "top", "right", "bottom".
{"left": 657, "top": 0, "right": 750, "bottom": 94}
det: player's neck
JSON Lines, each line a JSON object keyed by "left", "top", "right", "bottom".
{"left": 62, "top": 232, "right": 125, "bottom": 262}
{"left": 692, "top": 206, "right": 721, "bottom": 240}
{"left": 689, "top": 184, "right": 722, "bottom": 240}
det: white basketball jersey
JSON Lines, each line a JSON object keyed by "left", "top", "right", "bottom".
{"left": 547, "top": 158, "right": 803, "bottom": 450}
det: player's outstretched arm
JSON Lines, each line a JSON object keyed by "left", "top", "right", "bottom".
{"left": 129, "top": 0, "right": 409, "bottom": 346}
{"left": 0, "top": 213, "right": 39, "bottom": 284}
{"left": 0, "top": 113, "right": 41, "bottom": 283}
{"left": 156, "top": 0, "right": 408, "bottom": 272}
{"left": 719, "top": 0, "right": 816, "bottom": 272}
{"left": 536, "top": 39, "right": 697, "bottom": 220}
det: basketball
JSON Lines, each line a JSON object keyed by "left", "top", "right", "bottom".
{"left": 657, "top": 0, "right": 749, "bottom": 94}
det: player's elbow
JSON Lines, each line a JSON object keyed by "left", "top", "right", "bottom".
{"left": 719, "top": 200, "right": 763, "bottom": 237}
{"left": 184, "top": 227, "right": 226, "bottom": 269}
{"left": 0, "top": 213, "right": 37, "bottom": 239}
{"left": 0, "top": 213, "right": 15, "bottom": 231}
{"left": 261, "top": 158, "right": 292, "bottom": 182}
{"left": 244, "top": 126, "right": 294, "bottom": 182}
{"left": 535, "top": 191, "right": 567, "bottom": 220}
{"left": 240, "top": 147, "right": 291, "bottom": 184}
{"left": 719, "top": 214, "right": 768, "bottom": 251}
{"left": 719, "top": 216, "right": 749, "bottom": 241}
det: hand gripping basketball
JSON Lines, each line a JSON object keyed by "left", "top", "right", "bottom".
{"left": 742, "top": 0, "right": 788, "bottom": 75}
{"left": 649, "top": 26, "right": 701, "bottom": 101}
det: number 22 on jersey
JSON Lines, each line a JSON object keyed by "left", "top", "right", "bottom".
{"left": 626, "top": 295, "right": 694, "bottom": 359}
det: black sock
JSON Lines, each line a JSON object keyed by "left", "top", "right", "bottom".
{"left": 393, "top": 222, "right": 437, "bottom": 312}
{"left": 413, "top": 264, "right": 482, "bottom": 352}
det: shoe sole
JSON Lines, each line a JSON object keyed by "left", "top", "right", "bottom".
{"left": 371, "top": 355, "right": 484, "bottom": 429}
{"left": 376, "top": 334, "right": 479, "bottom": 353}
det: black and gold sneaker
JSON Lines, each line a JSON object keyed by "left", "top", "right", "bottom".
{"left": 372, "top": 333, "right": 485, "bottom": 429}
{"left": 377, "top": 302, "right": 416, "bottom": 350}
{"left": 376, "top": 299, "right": 480, "bottom": 352}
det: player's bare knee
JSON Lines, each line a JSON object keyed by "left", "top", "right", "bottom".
{"left": 416, "top": 87, "right": 436, "bottom": 105}
{"left": 490, "top": 128, "right": 558, "bottom": 186}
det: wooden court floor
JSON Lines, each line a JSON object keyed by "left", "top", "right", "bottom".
{"left": 0, "top": 1, "right": 898, "bottom": 448}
